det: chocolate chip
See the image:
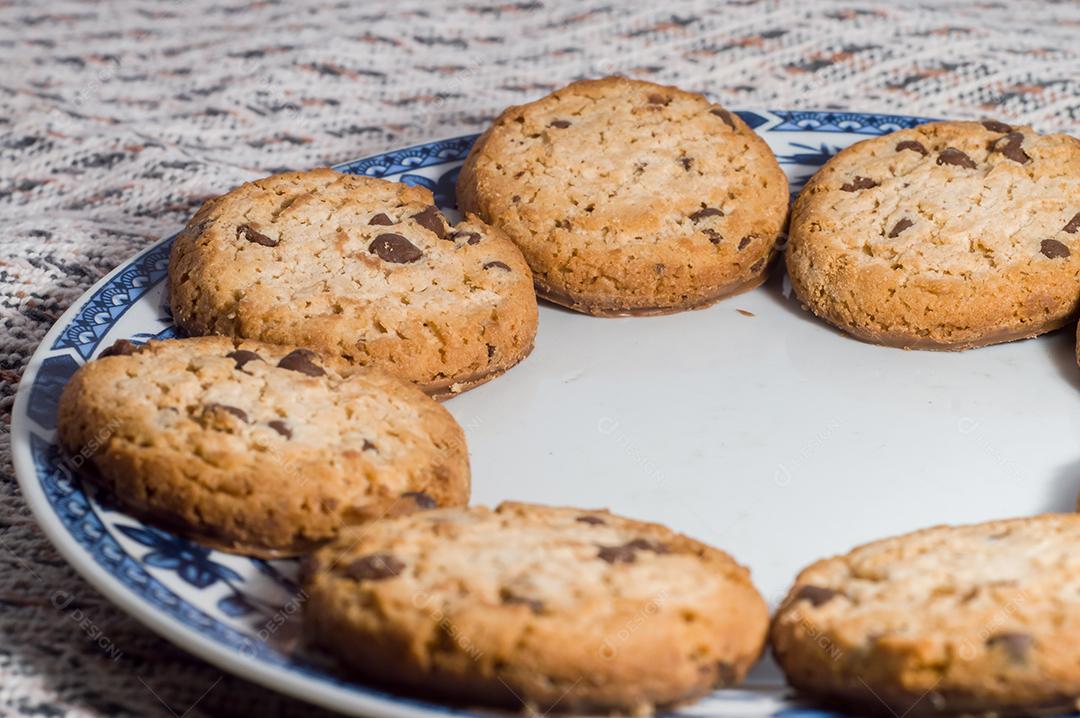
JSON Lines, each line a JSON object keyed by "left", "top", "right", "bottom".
{"left": 449, "top": 230, "right": 482, "bottom": 244}
{"left": 100, "top": 339, "right": 139, "bottom": 358}
{"left": 703, "top": 228, "right": 722, "bottom": 244}
{"left": 268, "top": 420, "right": 292, "bottom": 438}
{"left": 738, "top": 236, "right": 752, "bottom": 250}
{"left": 204, "top": 403, "right": 248, "bottom": 423}
{"left": 678, "top": 156, "right": 693, "bottom": 171}
{"left": 370, "top": 233, "right": 423, "bottom": 263}
{"left": 402, "top": 491, "right": 437, "bottom": 509}
{"left": 345, "top": 553, "right": 404, "bottom": 581}
{"left": 889, "top": 218, "right": 914, "bottom": 238}
{"left": 625, "top": 538, "right": 669, "bottom": 554}
{"left": 486, "top": 343, "right": 495, "bottom": 358}
{"left": 276, "top": 348, "right": 325, "bottom": 376}
{"left": 895, "top": 140, "right": 928, "bottom": 156}
{"left": 598, "top": 538, "right": 668, "bottom": 563}
{"left": 483, "top": 261, "right": 511, "bottom": 271}
{"left": 597, "top": 544, "right": 637, "bottom": 564}
{"left": 1065, "top": 212, "right": 1080, "bottom": 234}
{"left": 982, "top": 119, "right": 1012, "bottom": 133}
{"left": 647, "top": 93, "right": 670, "bottom": 105}
{"left": 840, "top": 176, "right": 879, "bottom": 192}
{"left": 554, "top": 218, "right": 572, "bottom": 230}
{"left": 710, "top": 107, "right": 736, "bottom": 129}
{"left": 1041, "top": 239, "right": 1070, "bottom": 259}
{"left": 502, "top": 592, "right": 544, "bottom": 614}
{"left": 362, "top": 439, "right": 377, "bottom": 452}
{"left": 237, "top": 224, "right": 277, "bottom": 247}
{"left": 576, "top": 515, "right": 605, "bottom": 525}
{"left": 750, "top": 258, "right": 765, "bottom": 273}
{"left": 368, "top": 213, "right": 394, "bottom": 226}
{"left": 549, "top": 119, "right": 571, "bottom": 129}
{"left": 937, "top": 148, "right": 977, "bottom": 169}
{"left": 986, "top": 632, "right": 1033, "bottom": 664}
{"left": 410, "top": 206, "right": 447, "bottom": 238}
{"left": 995, "top": 132, "right": 1030, "bottom": 164}
{"left": 226, "top": 349, "right": 262, "bottom": 370}
{"left": 794, "top": 585, "right": 839, "bottom": 607}
{"left": 689, "top": 207, "right": 724, "bottom": 222}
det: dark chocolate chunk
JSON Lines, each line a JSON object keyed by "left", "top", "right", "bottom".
{"left": 576, "top": 515, "right": 606, "bottom": 525}
{"left": 410, "top": 206, "right": 447, "bottom": 238}
{"left": 449, "top": 230, "right": 482, "bottom": 244}
{"left": 402, "top": 491, "right": 437, "bottom": 509}
{"left": 277, "top": 348, "right": 325, "bottom": 376}
{"left": 486, "top": 343, "right": 495, "bottom": 358}
{"left": 986, "top": 632, "right": 1033, "bottom": 664}
{"left": 483, "top": 261, "right": 511, "bottom": 271}
{"left": 889, "top": 218, "right": 914, "bottom": 238}
{"left": 937, "top": 148, "right": 977, "bottom": 169}
{"left": 750, "top": 258, "right": 765, "bottom": 273}
{"left": 895, "top": 140, "right": 928, "bottom": 156}
{"left": 205, "top": 403, "right": 248, "bottom": 423}
{"left": 794, "top": 585, "right": 839, "bottom": 607}
{"left": 840, "top": 176, "right": 879, "bottom": 192}
{"left": 710, "top": 107, "right": 736, "bottom": 129}
{"left": 549, "top": 119, "right": 571, "bottom": 129}
{"left": 597, "top": 543, "right": 638, "bottom": 564}
{"left": 370, "top": 233, "right": 423, "bottom": 263}
{"left": 703, "top": 228, "right": 722, "bottom": 244}
{"left": 226, "top": 349, "right": 262, "bottom": 370}
{"left": 597, "top": 538, "right": 668, "bottom": 563}
{"left": 1062, "top": 212, "right": 1080, "bottom": 235}
{"left": 678, "top": 156, "right": 693, "bottom": 171}
{"left": 981, "top": 119, "right": 1012, "bottom": 133}
{"left": 689, "top": 207, "right": 724, "bottom": 222}
{"left": 625, "top": 538, "right": 669, "bottom": 554}
{"left": 1064, "top": 212, "right": 1080, "bottom": 234}
{"left": 100, "top": 339, "right": 139, "bottom": 358}
{"left": 368, "top": 213, "right": 394, "bottom": 226}
{"left": 995, "top": 132, "right": 1030, "bottom": 164}
{"left": 237, "top": 224, "right": 277, "bottom": 246}
{"left": 345, "top": 553, "right": 405, "bottom": 581}
{"left": 738, "top": 236, "right": 752, "bottom": 250}
{"left": 267, "top": 420, "right": 292, "bottom": 438}
{"left": 1041, "top": 239, "right": 1070, "bottom": 259}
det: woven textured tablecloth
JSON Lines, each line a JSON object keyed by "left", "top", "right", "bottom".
{"left": 1, "top": 1, "right": 1078, "bottom": 715}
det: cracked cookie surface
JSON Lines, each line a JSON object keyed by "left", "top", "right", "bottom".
{"left": 168, "top": 169, "right": 537, "bottom": 398}
{"left": 771, "top": 514, "right": 1080, "bottom": 717}
{"left": 457, "top": 77, "right": 789, "bottom": 316}
{"left": 57, "top": 337, "right": 469, "bottom": 556}
{"left": 787, "top": 120, "right": 1080, "bottom": 349}
{"left": 302, "top": 501, "right": 768, "bottom": 713}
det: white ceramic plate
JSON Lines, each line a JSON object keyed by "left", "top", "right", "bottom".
{"left": 14, "top": 110, "right": 1080, "bottom": 718}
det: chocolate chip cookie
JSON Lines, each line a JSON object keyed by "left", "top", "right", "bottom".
{"left": 57, "top": 337, "right": 469, "bottom": 556}
{"left": 771, "top": 514, "right": 1080, "bottom": 717}
{"left": 457, "top": 77, "right": 789, "bottom": 316}
{"left": 787, "top": 120, "right": 1080, "bottom": 349}
{"left": 302, "top": 502, "right": 768, "bottom": 713}
{"left": 168, "top": 169, "right": 537, "bottom": 399}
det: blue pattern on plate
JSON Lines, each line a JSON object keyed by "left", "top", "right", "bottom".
{"left": 51, "top": 240, "right": 173, "bottom": 360}
{"left": 23, "top": 111, "right": 960, "bottom": 718}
